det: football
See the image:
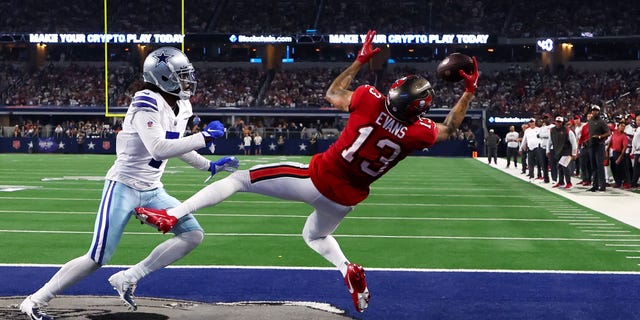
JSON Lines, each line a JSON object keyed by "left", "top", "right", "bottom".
{"left": 436, "top": 53, "right": 474, "bottom": 82}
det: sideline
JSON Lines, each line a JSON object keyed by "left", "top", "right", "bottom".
{"left": 477, "top": 157, "right": 640, "bottom": 229}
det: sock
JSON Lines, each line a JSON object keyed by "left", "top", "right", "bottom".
{"left": 31, "top": 255, "right": 100, "bottom": 304}
{"left": 124, "top": 230, "right": 204, "bottom": 283}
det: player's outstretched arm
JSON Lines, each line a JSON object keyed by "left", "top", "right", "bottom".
{"left": 325, "top": 30, "right": 380, "bottom": 112}
{"left": 435, "top": 56, "right": 479, "bottom": 143}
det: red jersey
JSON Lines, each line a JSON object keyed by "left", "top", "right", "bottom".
{"left": 579, "top": 123, "right": 590, "bottom": 147}
{"left": 309, "top": 85, "right": 438, "bottom": 206}
{"left": 610, "top": 131, "right": 628, "bottom": 153}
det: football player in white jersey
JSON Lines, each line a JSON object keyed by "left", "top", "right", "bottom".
{"left": 20, "top": 47, "right": 239, "bottom": 320}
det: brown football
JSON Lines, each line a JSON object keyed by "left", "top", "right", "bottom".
{"left": 436, "top": 53, "right": 474, "bottom": 82}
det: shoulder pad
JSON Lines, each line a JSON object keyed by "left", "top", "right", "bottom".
{"left": 130, "top": 90, "right": 160, "bottom": 112}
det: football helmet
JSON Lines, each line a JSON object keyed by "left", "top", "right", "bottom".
{"left": 143, "top": 46, "right": 197, "bottom": 100}
{"left": 386, "top": 75, "right": 434, "bottom": 123}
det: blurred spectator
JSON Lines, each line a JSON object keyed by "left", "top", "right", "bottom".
{"left": 505, "top": 125, "right": 519, "bottom": 168}
{"left": 253, "top": 132, "right": 263, "bottom": 155}
{"left": 485, "top": 129, "right": 500, "bottom": 164}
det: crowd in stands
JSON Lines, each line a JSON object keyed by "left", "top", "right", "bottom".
{"left": 1, "top": 0, "right": 638, "bottom": 37}
{"left": 4, "top": 118, "right": 119, "bottom": 141}
{"left": 3, "top": 61, "right": 639, "bottom": 123}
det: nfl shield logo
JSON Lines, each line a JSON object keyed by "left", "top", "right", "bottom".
{"left": 147, "top": 121, "right": 154, "bottom": 128}
{"left": 102, "top": 141, "right": 111, "bottom": 150}
{"left": 12, "top": 140, "right": 21, "bottom": 149}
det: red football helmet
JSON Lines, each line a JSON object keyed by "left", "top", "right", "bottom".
{"left": 386, "top": 75, "right": 434, "bottom": 123}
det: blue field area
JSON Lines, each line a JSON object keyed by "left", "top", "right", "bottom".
{"left": 3, "top": 266, "right": 640, "bottom": 320}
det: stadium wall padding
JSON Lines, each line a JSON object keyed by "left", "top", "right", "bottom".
{"left": 0, "top": 137, "right": 472, "bottom": 157}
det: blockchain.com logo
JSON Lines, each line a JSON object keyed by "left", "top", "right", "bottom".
{"left": 229, "top": 35, "right": 238, "bottom": 43}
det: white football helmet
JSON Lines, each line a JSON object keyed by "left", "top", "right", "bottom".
{"left": 143, "top": 47, "right": 197, "bottom": 100}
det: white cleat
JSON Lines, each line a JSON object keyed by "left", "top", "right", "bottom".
{"left": 108, "top": 270, "right": 138, "bottom": 311}
{"left": 20, "top": 295, "right": 54, "bottom": 320}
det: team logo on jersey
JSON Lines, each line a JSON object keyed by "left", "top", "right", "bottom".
{"left": 147, "top": 121, "right": 154, "bottom": 128}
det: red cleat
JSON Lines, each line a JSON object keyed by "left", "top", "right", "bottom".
{"left": 552, "top": 182, "right": 564, "bottom": 188}
{"left": 344, "top": 263, "right": 370, "bottom": 312}
{"left": 564, "top": 183, "right": 573, "bottom": 189}
{"left": 134, "top": 207, "right": 177, "bottom": 233}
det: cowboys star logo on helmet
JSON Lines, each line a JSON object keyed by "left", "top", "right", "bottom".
{"left": 153, "top": 50, "right": 173, "bottom": 66}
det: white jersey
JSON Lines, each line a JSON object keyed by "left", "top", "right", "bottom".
{"left": 106, "top": 89, "right": 210, "bottom": 190}
{"left": 505, "top": 131, "right": 519, "bottom": 148}
{"left": 538, "top": 124, "right": 553, "bottom": 149}
{"left": 632, "top": 127, "right": 640, "bottom": 155}
{"left": 520, "top": 126, "right": 541, "bottom": 151}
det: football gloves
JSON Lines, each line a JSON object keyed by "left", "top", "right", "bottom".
{"left": 356, "top": 30, "right": 381, "bottom": 64}
{"left": 201, "top": 120, "right": 225, "bottom": 153}
{"left": 205, "top": 156, "right": 240, "bottom": 183}
{"left": 459, "top": 56, "right": 479, "bottom": 93}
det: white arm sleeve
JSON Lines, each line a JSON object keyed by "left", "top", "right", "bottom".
{"left": 179, "top": 151, "right": 211, "bottom": 171}
{"left": 133, "top": 110, "right": 206, "bottom": 160}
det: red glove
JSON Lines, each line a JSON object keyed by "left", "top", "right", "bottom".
{"left": 356, "top": 30, "right": 381, "bottom": 64}
{"left": 459, "top": 56, "right": 479, "bottom": 93}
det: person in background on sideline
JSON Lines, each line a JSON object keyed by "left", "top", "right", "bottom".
{"left": 608, "top": 121, "right": 631, "bottom": 189}
{"left": 631, "top": 114, "right": 640, "bottom": 189}
{"left": 519, "top": 123, "right": 529, "bottom": 174}
{"left": 505, "top": 125, "right": 519, "bottom": 169}
{"left": 578, "top": 112, "right": 593, "bottom": 186}
{"left": 485, "top": 129, "right": 500, "bottom": 164}
{"left": 520, "top": 118, "right": 542, "bottom": 180}
{"left": 538, "top": 115, "right": 553, "bottom": 183}
{"left": 572, "top": 115, "right": 584, "bottom": 177}
{"left": 547, "top": 116, "right": 578, "bottom": 189}
{"left": 587, "top": 105, "right": 610, "bottom": 192}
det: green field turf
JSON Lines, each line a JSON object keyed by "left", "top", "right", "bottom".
{"left": 1, "top": 154, "right": 639, "bottom": 272}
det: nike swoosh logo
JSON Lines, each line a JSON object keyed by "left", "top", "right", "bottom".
{"left": 346, "top": 276, "right": 355, "bottom": 294}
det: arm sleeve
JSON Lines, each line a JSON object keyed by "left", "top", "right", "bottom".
{"left": 133, "top": 110, "right": 206, "bottom": 160}
{"left": 179, "top": 151, "right": 211, "bottom": 171}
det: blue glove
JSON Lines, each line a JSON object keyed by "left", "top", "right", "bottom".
{"left": 205, "top": 156, "right": 240, "bottom": 183}
{"left": 201, "top": 121, "right": 225, "bottom": 153}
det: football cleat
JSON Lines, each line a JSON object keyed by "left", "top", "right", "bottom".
{"left": 344, "top": 263, "right": 370, "bottom": 312}
{"left": 564, "top": 183, "right": 573, "bottom": 189}
{"left": 20, "top": 295, "right": 54, "bottom": 320}
{"left": 551, "top": 182, "right": 563, "bottom": 188}
{"left": 108, "top": 271, "right": 138, "bottom": 311}
{"left": 134, "top": 207, "right": 177, "bottom": 233}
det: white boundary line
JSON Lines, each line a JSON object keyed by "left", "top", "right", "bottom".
{"left": 0, "top": 263, "right": 638, "bottom": 275}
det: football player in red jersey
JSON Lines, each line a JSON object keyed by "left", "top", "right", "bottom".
{"left": 135, "top": 30, "right": 479, "bottom": 313}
